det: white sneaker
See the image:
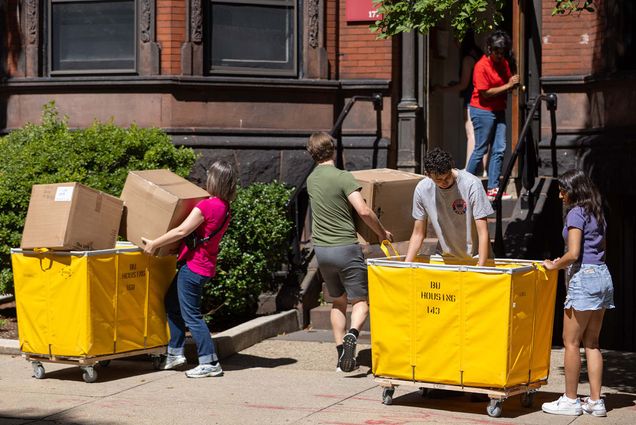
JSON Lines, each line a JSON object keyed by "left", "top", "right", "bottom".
{"left": 542, "top": 395, "right": 583, "bottom": 416}
{"left": 582, "top": 397, "right": 607, "bottom": 417}
{"left": 160, "top": 354, "right": 186, "bottom": 370}
{"left": 185, "top": 363, "right": 223, "bottom": 378}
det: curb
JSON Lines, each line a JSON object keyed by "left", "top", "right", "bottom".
{"left": 0, "top": 310, "right": 301, "bottom": 359}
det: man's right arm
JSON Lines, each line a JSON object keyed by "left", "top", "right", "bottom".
{"left": 405, "top": 219, "right": 427, "bottom": 262}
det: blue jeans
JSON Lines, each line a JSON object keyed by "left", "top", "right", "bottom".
{"left": 467, "top": 106, "right": 507, "bottom": 190}
{"left": 165, "top": 264, "right": 218, "bottom": 364}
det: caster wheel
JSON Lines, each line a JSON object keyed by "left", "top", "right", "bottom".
{"left": 82, "top": 367, "right": 98, "bottom": 383}
{"left": 419, "top": 387, "right": 430, "bottom": 397}
{"left": 152, "top": 356, "right": 162, "bottom": 370}
{"left": 486, "top": 399, "right": 503, "bottom": 418}
{"left": 32, "top": 362, "right": 45, "bottom": 379}
{"left": 98, "top": 360, "right": 111, "bottom": 367}
{"left": 382, "top": 388, "right": 395, "bottom": 405}
{"left": 521, "top": 392, "right": 535, "bottom": 408}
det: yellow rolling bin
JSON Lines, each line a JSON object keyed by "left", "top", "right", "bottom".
{"left": 368, "top": 255, "right": 558, "bottom": 417}
{"left": 11, "top": 243, "right": 176, "bottom": 382}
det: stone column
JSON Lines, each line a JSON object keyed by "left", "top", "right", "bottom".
{"left": 181, "top": 0, "right": 204, "bottom": 75}
{"left": 302, "top": 0, "right": 327, "bottom": 78}
{"left": 138, "top": 0, "right": 160, "bottom": 75}
{"left": 396, "top": 32, "right": 422, "bottom": 173}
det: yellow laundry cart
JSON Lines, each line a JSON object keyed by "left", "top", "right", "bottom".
{"left": 11, "top": 243, "right": 176, "bottom": 382}
{"left": 368, "top": 255, "right": 558, "bottom": 417}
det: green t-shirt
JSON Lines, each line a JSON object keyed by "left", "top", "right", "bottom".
{"left": 307, "top": 164, "right": 361, "bottom": 246}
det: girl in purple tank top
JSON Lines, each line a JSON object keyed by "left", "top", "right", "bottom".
{"left": 541, "top": 169, "right": 615, "bottom": 417}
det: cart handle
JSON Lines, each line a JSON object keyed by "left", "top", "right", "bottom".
{"left": 380, "top": 240, "right": 400, "bottom": 260}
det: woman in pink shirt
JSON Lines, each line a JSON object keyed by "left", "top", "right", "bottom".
{"left": 142, "top": 160, "right": 237, "bottom": 378}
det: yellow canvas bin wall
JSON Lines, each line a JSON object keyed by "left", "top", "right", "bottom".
{"left": 368, "top": 256, "right": 557, "bottom": 389}
{"left": 11, "top": 244, "right": 175, "bottom": 357}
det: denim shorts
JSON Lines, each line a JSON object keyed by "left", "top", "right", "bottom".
{"left": 565, "top": 264, "right": 615, "bottom": 311}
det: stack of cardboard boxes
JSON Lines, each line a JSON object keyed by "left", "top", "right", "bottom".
{"left": 20, "top": 169, "right": 210, "bottom": 253}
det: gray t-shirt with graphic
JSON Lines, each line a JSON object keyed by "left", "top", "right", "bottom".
{"left": 412, "top": 169, "right": 494, "bottom": 258}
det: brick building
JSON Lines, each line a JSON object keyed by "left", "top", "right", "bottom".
{"left": 1, "top": 0, "right": 635, "bottom": 350}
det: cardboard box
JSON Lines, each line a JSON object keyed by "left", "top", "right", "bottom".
{"left": 21, "top": 182, "right": 123, "bottom": 250}
{"left": 119, "top": 169, "right": 210, "bottom": 256}
{"left": 351, "top": 168, "right": 424, "bottom": 244}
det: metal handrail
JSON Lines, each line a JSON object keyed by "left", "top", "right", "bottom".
{"left": 286, "top": 93, "right": 383, "bottom": 211}
{"left": 493, "top": 93, "right": 558, "bottom": 256}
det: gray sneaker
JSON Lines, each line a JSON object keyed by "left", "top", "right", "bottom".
{"left": 185, "top": 363, "right": 223, "bottom": 378}
{"left": 160, "top": 354, "right": 187, "bottom": 370}
{"left": 582, "top": 397, "right": 607, "bottom": 417}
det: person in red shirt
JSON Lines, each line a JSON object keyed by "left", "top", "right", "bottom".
{"left": 466, "top": 30, "right": 519, "bottom": 201}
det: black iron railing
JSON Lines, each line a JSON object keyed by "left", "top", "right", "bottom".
{"left": 493, "top": 93, "right": 558, "bottom": 256}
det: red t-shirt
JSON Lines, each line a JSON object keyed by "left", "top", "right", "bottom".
{"left": 177, "top": 197, "right": 230, "bottom": 277}
{"left": 470, "top": 55, "right": 512, "bottom": 112}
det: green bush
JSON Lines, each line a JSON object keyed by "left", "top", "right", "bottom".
{"left": 0, "top": 102, "right": 196, "bottom": 294}
{"left": 203, "top": 182, "right": 294, "bottom": 328}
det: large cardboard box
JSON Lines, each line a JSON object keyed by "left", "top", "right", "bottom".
{"left": 21, "top": 182, "right": 123, "bottom": 250}
{"left": 119, "top": 169, "right": 210, "bottom": 256}
{"left": 351, "top": 168, "right": 424, "bottom": 244}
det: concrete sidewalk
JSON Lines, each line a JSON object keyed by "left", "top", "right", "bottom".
{"left": 1, "top": 329, "right": 635, "bottom": 424}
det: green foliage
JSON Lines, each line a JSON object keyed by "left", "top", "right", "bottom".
{"left": 552, "top": 0, "right": 596, "bottom": 15}
{"left": 202, "top": 182, "right": 294, "bottom": 327}
{"left": 371, "top": 0, "right": 506, "bottom": 40}
{"left": 0, "top": 102, "right": 196, "bottom": 294}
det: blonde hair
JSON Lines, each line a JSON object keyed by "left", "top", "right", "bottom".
{"left": 307, "top": 132, "right": 335, "bottom": 163}
{"left": 206, "top": 160, "right": 238, "bottom": 202}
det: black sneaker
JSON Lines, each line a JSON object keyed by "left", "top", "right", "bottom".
{"left": 339, "top": 333, "right": 358, "bottom": 372}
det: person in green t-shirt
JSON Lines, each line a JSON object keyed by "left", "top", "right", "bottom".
{"left": 306, "top": 132, "right": 393, "bottom": 373}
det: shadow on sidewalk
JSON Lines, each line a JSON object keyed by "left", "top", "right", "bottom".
{"left": 0, "top": 409, "right": 116, "bottom": 425}
{"left": 222, "top": 353, "right": 297, "bottom": 371}
{"left": 555, "top": 349, "right": 636, "bottom": 394}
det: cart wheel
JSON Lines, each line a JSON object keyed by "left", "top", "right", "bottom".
{"left": 82, "top": 367, "right": 98, "bottom": 383}
{"left": 486, "top": 399, "right": 502, "bottom": 418}
{"left": 382, "top": 387, "right": 395, "bottom": 405}
{"left": 419, "top": 387, "right": 430, "bottom": 397}
{"left": 521, "top": 391, "right": 535, "bottom": 408}
{"left": 32, "top": 362, "right": 45, "bottom": 379}
{"left": 152, "top": 355, "right": 162, "bottom": 370}
{"left": 98, "top": 360, "right": 111, "bottom": 367}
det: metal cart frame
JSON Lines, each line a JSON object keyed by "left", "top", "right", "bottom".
{"left": 24, "top": 346, "right": 167, "bottom": 383}
{"left": 375, "top": 376, "right": 546, "bottom": 417}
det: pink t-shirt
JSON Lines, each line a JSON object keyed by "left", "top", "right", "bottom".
{"left": 178, "top": 197, "right": 230, "bottom": 277}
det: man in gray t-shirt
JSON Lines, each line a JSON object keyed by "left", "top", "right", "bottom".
{"left": 405, "top": 148, "right": 494, "bottom": 265}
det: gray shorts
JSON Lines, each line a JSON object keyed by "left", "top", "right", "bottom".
{"left": 565, "top": 264, "right": 615, "bottom": 311}
{"left": 314, "top": 244, "right": 368, "bottom": 301}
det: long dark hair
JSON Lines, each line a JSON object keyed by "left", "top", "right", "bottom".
{"left": 460, "top": 29, "right": 482, "bottom": 59}
{"left": 558, "top": 169, "right": 605, "bottom": 227}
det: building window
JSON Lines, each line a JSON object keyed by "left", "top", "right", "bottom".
{"left": 49, "top": 0, "right": 135, "bottom": 74}
{"left": 207, "top": 0, "right": 296, "bottom": 76}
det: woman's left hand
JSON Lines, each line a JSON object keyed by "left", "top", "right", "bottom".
{"left": 141, "top": 237, "right": 156, "bottom": 255}
{"left": 542, "top": 259, "right": 558, "bottom": 270}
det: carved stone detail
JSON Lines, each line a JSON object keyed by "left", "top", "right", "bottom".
{"left": 308, "top": 0, "right": 319, "bottom": 48}
{"left": 140, "top": 0, "right": 152, "bottom": 43}
{"left": 191, "top": 0, "right": 203, "bottom": 44}
{"left": 27, "top": 0, "right": 38, "bottom": 44}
